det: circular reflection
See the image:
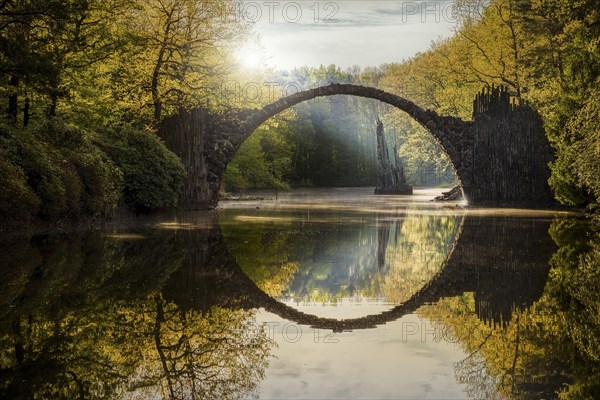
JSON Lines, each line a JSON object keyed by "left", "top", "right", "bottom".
{"left": 220, "top": 206, "right": 463, "bottom": 319}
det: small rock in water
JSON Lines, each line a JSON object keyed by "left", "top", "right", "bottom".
{"left": 433, "top": 185, "right": 464, "bottom": 201}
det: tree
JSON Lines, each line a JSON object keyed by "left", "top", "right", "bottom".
{"left": 514, "top": 0, "right": 600, "bottom": 207}
{"left": 122, "top": 0, "right": 250, "bottom": 124}
{"left": 418, "top": 218, "right": 600, "bottom": 399}
{"left": 0, "top": 229, "right": 274, "bottom": 400}
{"left": 0, "top": 0, "right": 131, "bottom": 120}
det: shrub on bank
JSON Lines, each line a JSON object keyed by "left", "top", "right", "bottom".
{"left": 1, "top": 121, "right": 124, "bottom": 219}
{"left": 570, "top": 88, "right": 600, "bottom": 211}
{"left": 37, "top": 121, "right": 124, "bottom": 216}
{"left": 93, "top": 127, "right": 185, "bottom": 211}
{"left": 0, "top": 120, "right": 185, "bottom": 224}
{"left": 9, "top": 127, "right": 74, "bottom": 218}
{"left": 0, "top": 150, "right": 41, "bottom": 223}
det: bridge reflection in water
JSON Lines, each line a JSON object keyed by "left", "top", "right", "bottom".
{"left": 162, "top": 209, "right": 556, "bottom": 331}
{"left": 0, "top": 205, "right": 568, "bottom": 399}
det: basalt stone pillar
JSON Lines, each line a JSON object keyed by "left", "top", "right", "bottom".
{"left": 374, "top": 120, "right": 412, "bottom": 195}
{"left": 469, "top": 86, "right": 554, "bottom": 206}
{"left": 160, "top": 109, "right": 213, "bottom": 209}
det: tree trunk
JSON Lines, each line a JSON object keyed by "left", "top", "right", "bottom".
{"left": 47, "top": 93, "right": 58, "bottom": 117}
{"left": 151, "top": 49, "right": 165, "bottom": 124}
{"left": 23, "top": 97, "right": 30, "bottom": 127}
{"left": 8, "top": 75, "right": 19, "bottom": 124}
{"left": 11, "top": 318, "right": 24, "bottom": 365}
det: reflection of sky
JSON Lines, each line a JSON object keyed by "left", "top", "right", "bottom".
{"left": 256, "top": 308, "right": 469, "bottom": 399}
{"left": 244, "top": 0, "right": 459, "bottom": 69}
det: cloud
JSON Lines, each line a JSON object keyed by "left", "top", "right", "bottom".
{"left": 248, "top": 0, "right": 457, "bottom": 69}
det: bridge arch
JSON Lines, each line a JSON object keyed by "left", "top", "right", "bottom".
{"left": 160, "top": 83, "right": 553, "bottom": 208}
{"left": 232, "top": 84, "right": 472, "bottom": 198}
{"left": 226, "top": 218, "right": 466, "bottom": 332}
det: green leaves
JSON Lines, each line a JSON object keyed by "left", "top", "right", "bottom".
{"left": 570, "top": 88, "right": 600, "bottom": 207}
{"left": 225, "top": 123, "right": 293, "bottom": 191}
{"left": 0, "top": 119, "right": 185, "bottom": 223}
{"left": 378, "top": 0, "right": 599, "bottom": 209}
{"left": 93, "top": 127, "right": 185, "bottom": 211}
{"left": 0, "top": 150, "right": 41, "bottom": 224}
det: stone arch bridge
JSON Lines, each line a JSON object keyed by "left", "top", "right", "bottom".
{"left": 160, "top": 84, "right": 553, "bottom": 208}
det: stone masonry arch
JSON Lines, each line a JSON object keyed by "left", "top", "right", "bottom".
{"left": 160, "top": 84, "right": 553, "bottom": 208}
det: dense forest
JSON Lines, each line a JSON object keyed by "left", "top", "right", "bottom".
{"left": 0, "top": 0, "right": 255, "bottom": 225}
{"left": 1, "top": 1, "right": 599, "bottom": 398}
{"left": 1, "top": 0, "right": 599, "bottom": 226}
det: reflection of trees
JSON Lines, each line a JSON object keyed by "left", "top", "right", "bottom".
{"left": 421, "top": 294, "right": 565, "bottom": 399}
{"left": 220, "top": 211, "right": 299, "bottom": 297}
{"left": 0, "top": 229, "right": 274, "bottom": 400}
{"left": 381, "top": 213, "right": 460, "bottom": 303}
{"left": 0, "top": 300, "right": 272, "bottom": 400}
{"left": 0, "top": 302, "right": 139, "bottom": 399}
{"left": 221, "top": 209, "right": 460, "bottom": 304}
{"left": 419, "top": 217, "right": 600, "bottom": 399}
{"left": 130, "top": 297, "right": 272, "bottom": 400}
{"left": 454, "top": 329, "right": 503, "bottom": 400}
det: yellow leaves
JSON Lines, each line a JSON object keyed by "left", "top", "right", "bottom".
{"left": 259, "top": 261, "right": 300, "bottom": 297}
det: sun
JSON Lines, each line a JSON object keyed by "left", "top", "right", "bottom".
{"left": 238, "top": 49, "right": 262, "bottom": 70}
{"left": 234, "top": 40, "right": 267, "bottom": 72}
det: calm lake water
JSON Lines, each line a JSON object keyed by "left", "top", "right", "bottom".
{"left": 1, "top": 187, "right": 598, "bottom": 399}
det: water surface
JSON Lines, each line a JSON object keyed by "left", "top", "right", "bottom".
{"left": 1, "top": 188, "right": 597, "bottom": 399}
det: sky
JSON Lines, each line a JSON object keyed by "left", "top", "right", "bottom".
{"left": 256, "top": 309, "right": 469, "bottom": 398}
{"left": 238, "top": 0, "right": 460, "bottom": 70}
